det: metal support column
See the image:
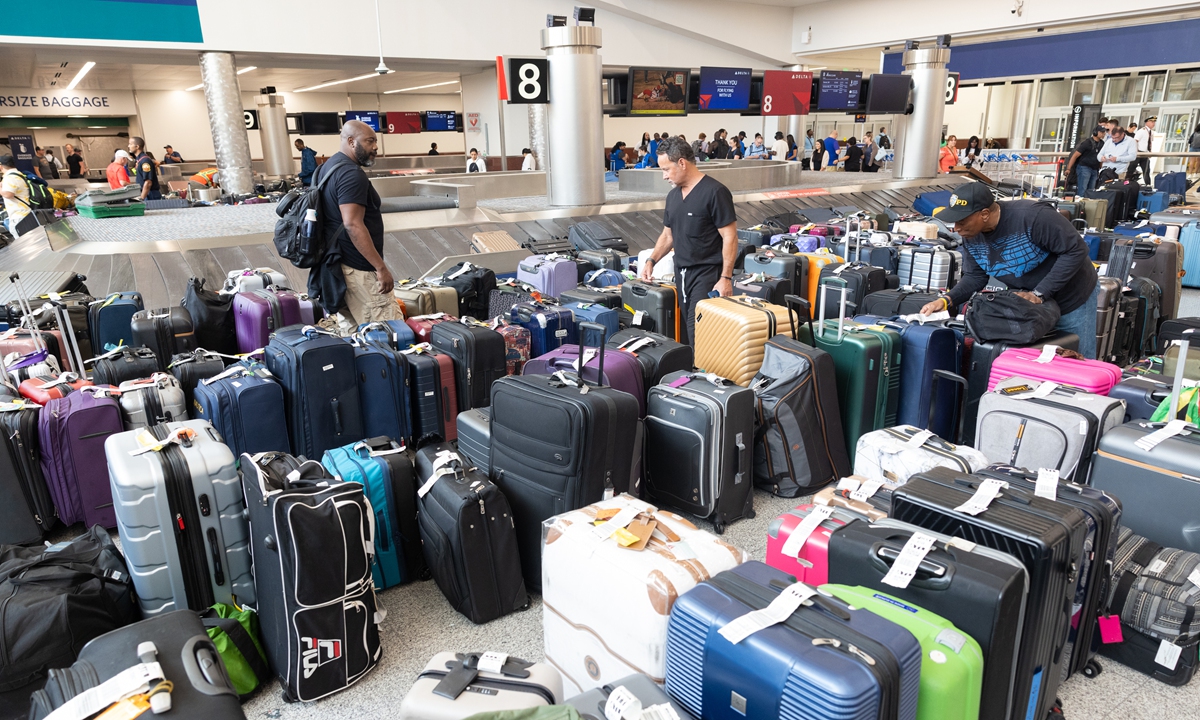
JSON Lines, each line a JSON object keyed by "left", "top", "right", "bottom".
{"left": 894, "top": 42, "right": 951, "bottom": 180}
{"left": 528, "top": 103, "right": 549, "bottom": 172}
{"left": 198, "top": 51, "right": 254, "bottom": 196}
{"left": 542, "top": 25, "right": 604, "bottom": 206}
{"left": 256, "top": 92, "right": 294, "bottom": 177}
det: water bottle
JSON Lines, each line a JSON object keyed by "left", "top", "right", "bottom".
{"left": 301, "top": 207, "right": 317, "bottom": 239}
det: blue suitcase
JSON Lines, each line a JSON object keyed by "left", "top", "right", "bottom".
{"left": 665, "top": 560, "right": 921, "bottom": 720}
{"left": 564, "top": 301, "right": 619, "bottom": 348}
{"left": 1155, "top": 171, "right": 1187, "bottom": 197}
{"left": 359, "top": 320, "right": 415, "bottom": 349}
{"left": 87, "top": 291, "right": 143, "bottom": 352}
{"left": 192, "top": 365, "right": 290, "bottom": 457}
{"left": 584, "top": 268, "right": 625, "bottom": 288}
{"left": 1137, "top": 191, "right": 1169, "bottom": 214}
{"left": 264, "top": 326, "right": 364, "bottom": 458}
{"left": 350, "top": 339, "right": 412, "bottom": 443}
{"left": 510, "top": 302, "right": 577, "bottom": 357}
{"left": 322, "top": 437, "right": 425, "bottom": 589}
{"left": 912, "top": 190, "right": 953, "bottom": 217}
{"left": 1181, "top": 222, "right": 1200, "bottom": 288}
{"left": 1114, "top": 221, "right": 1168, "bottom": 237}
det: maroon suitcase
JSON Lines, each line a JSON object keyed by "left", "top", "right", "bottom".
{"left": 233, "top": 289, "right": 303, "bottom": 353}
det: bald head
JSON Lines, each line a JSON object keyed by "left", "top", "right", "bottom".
{"left": 340, "top": 120, "right": 378, "bottom": 167}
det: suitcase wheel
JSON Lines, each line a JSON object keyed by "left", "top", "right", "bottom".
{"left": 714, "top": 518, "right": 726, "bottom": 535}
{"left": 1082, "top": 659, "right": 1102, "bottom": 678}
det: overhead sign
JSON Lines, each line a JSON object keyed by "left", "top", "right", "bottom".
{"left": 760, "top": 70, "right": 812, "bottom": 116}
{"left": 243, "top": 109, "right": 259, "bottom": 131}
{"left": 466, "top": 112, "right": 481, "bottom": 133}
{"left": 946, "top": 73, "right": 960, "bottom": 104}
{"left": 1066, "top": 104, "right": 1102, "bottom": 150}
{"left": 7, "top": 135, "right": 35, "bottom": 174}
{"left": 386, "top": 112, "right": 421, "bottom": 134}
{"left": 346, "top": 110, "right": 380, "bottom": 131}
{"left": 507, "top": 58, "right": 549, "bottom": 104}
{"left": 0, "top": 88, "right": 137, "bottom": 116}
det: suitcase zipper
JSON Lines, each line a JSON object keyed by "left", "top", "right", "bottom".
{"left": 476, "top": 489, "right": 506, "bottom": 616}
{"left": 152, "top": 425, "right": 216, "bottom": 609}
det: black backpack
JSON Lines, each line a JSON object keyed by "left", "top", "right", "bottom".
{"left": 20, "top": 173, "right": 54, "bottom": 211}
{"left": 964, "top": 290, "right": 1061, "bottom": 344}
{"left": 272, "top": 163, "right": 341, "bottom": 268}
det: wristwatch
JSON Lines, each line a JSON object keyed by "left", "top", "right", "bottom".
{"left": 1032, "top": 290, "right": 1045, "bottom": 299}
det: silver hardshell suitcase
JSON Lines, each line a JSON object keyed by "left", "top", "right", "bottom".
{"left": 1095, "top": 277, "right": 1122, "bottom": 363}
{"left": 398, "top": 651, "right": 563, "bottom": 720}
{"left": 567, "top": 673, "right": 696, "bottom": 719}
{"left": 116, "top": 373, "right": 187, "bottom": 430}
{"left": 105, "top": 419, "right": 255, "bottom": 616}
{"left": 897, "top": 246, "right": 960, "bottom": 290}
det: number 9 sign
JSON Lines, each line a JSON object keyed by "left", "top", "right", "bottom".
{"left": 507, "top": 58, "right": 549, "bottom": 104}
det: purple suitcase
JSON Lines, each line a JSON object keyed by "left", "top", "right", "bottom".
{"left": 516, "top": 254, "right": 578, "bottom": 299}
{"left": 234, "top": 288, "right": 303, "bottom": 353}
{"left": 520, "top": 332, "right": 646, "bottom": 416}
{"left": 38, "top": 388, "right": 124, "bottom": 528}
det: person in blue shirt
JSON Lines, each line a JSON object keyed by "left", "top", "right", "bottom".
{"left": 127, "top": 136, "right": 161, "bottom": 200}
{"left": 745, "top": 133, "right": 770, "bottom": 159}
{"left": 609, "top": 141, "right": 627, "bottom": 173}
{"left": 823, "top": 132, "right": 841, "bottom": 170}
{"left": 161, "top": 145, "right": 184, "bottom": 163}
{"left": 295, "top": 138, "right": 318, "bottom": 186}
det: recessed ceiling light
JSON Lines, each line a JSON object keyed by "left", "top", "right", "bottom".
{"left": 295, "top": 71, "right": 392, "bottom": 93}
{"left": 65, "top": 61, "right": 95, "bottom": 90}
{"left": 28, "top": 126, "right": 47, "bottom": 129}
{"left": 87, "top": 125, "right": 105, "bottom": 128}
{"left": 185, "top": 82, "right": 204, "bottom": 91}
{"left": 383, "top": 80, "right": 460, "bottom": 95}
{"left": 68, "top": 114, "right": 87, "bottom": 118}
{"left": 1, "top": 115, "right": 20, "bottom": 118}
{"left": 236, "top": 66, "right": 257, "bottom": 75}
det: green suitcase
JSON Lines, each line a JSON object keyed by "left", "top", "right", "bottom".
{"left": 823, "top": 584, "right": 984, "bottom": 720}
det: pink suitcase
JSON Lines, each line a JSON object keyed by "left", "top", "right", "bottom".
{"left": 233, "top": 289, "right": 303, "bottom": 353}
{"left": 986, "top": 346, "right": 1122, "bottom": 395}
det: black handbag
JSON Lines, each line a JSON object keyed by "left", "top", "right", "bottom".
{"left": 181, "top": 277, "right": 237, "bottom": 354}
{"left": 965, "top": 290, "right": 1061, "bottom": 344}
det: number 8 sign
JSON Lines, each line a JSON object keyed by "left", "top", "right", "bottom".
{"left": 507, "top": 58, "right": 550, "bottom": 104}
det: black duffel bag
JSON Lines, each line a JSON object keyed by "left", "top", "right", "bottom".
{"left": 965, "top": 290, "right": 1061, "bottom": 344}
{"left": 181, "top": 277, "right": 237, "bottom": 354}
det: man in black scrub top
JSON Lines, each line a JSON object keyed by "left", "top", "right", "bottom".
{"left": 638, "top": 136, "right": 738, "bottom": 345}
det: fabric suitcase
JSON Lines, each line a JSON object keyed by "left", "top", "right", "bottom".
{"left": 192, "top": 365, "right": 290, "bottom": 457}
{"left": 977, "top": 376, "right": 1125, "bottom": 482}
{"left": 169, "top": 348, "right": 225, "bottom": 411}
{"left": 621, "top": 281, "right": 678, "bottom": 341}
{"left": 0, "top": 403, "right": 55, "bottom": 544}
{"left": 471, "top": 230, "right": 523, "bottom": 253}
{"left": 858, "top": 289, "right": 942, "bottom": 317}
{"left": 1099, "top": 621, "right": 1199, "bottom": 685}
{"left": 430, "top": 317, "right": 507, "bottom": 411}
{"left": 578, "top": 248, "right": 629, "bottom": 270}
{"left": 414, "top": 444, "right": 528, "bottom": 623}
{"left": 395, "top": 280, "right": 458, "bottom": 317}
{"left": 240, "top": 451, "right": 382, "bottom": 702}
{"left": 664, "top": 560, "right": 921, "bottom": 720}
{"left": 399, "top": 652, "right": 561, "bottom": 719}
{"left": 349, "top": 339, "right": 412, "bottom": 443}
{"left": 890, "top": 469, "right": 1088, "bottom": 720}
{"left": 1157, "top": 317, "right": 1200, "bottom": 354}
{"left": 732, "top": 272, "right": 790, "bottom": 305}
{"left": 403, "top": 346, "right": 458, "bottom": 442}
{"left": 440, "top": 261, "right": 497, "bottom": 319}
{"left": 522, "top": 339, "right": 645, "bottom": 417}
{"left": 693, "top": 295, "right": 793, "bottom": 387}
{"left": 27, "top": 610, "right": 243, "bottom": 720}
{"left": 455, "top": 406, "right": 491, "bottom": 474}
{"left": 130, "top": 306, "right": 198, "bottom": 370}
{"left": 764, "top": 502, "right": 856, "bottom": 586}
{"left": 560, "top": 285, "right": 622, "bottom": 309}
{"left": 86, "top": 291, "right": 143, "bottom": 353}
{"left": 406, "top": 311, "right": 456, "bottom": 344}
{"left": 490, "top": 319, "right": 531, "bottom": 375}
{"left": 607, "top": 328, "right": 693, "bottom": 389}
{"left": 489, "top": 280, "right": 544, "bottom": 319}
{"left": 221, "top": 266, "right": 288, "bottom": 294}
{"left": 1154, "top": 171, "right": 1189, "bottom": 197}
{"left": 584, "top": 267, "right": 625, "bottom": 288}
{"left": 39, "top": 388, "right": 124, "bottom": 528}
{"left": 323, "top": 437, "right": 425, "bottom": 590}
{"left": 233, "top": 288, "right": 302, "bottom": 354}
{"left": 106, "top": 419, "right": 254, "bottom": 615}
{"left": 569, "top": 221, "right": 629, "bottom": 252}
{"left": 489, "top": 362, "right": 639, "bottom": 590}
{"left": 1138, "top": 190, "right": 1170, "bottom": 214}
{"left": 1105, "top": 527, "right": 1200, "bottom": 646}
{"left": 853, "top": 423, "right": 989, "bottom": 489}
{"left": 264, "top": 326, "right": 363, "bottom": 459}
{"left": 510, "top": 301, "right": 577, "bottom": 357}
{"left": 90, "top": 345, "right": 160, "bottom": 387}
{"left": 542, "top": 494, "right": 748, "bottom": 694}
{"left": 566, "top": 673, "right": 695, "bottom": 720}
{"left": 563, "top": 301, "right": 619, "bottom": 348}
{"left": 986, "top": 346, "right": 1121, "bottom": 394}
{"left": 116, "top": 373, "right": 188, "bottom": 429}
{"left": 828, "top": 519, "right": 1029, "bottom": 720}
{"left": 517, "top": 254, "right": 578, "bottom": 299}
{"left": 645, "top": 371, "right": 755, "bottom": 533}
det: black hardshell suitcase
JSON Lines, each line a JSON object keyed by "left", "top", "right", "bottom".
{"left": 489, "top": 325, "right": 639, "bottom": 590}
{"left": 1109, "top": 291, "right": 1141, "bottom": 366}
{"left": 0, "top": 403, "right": 54, "bottom": 544}
{"left": 404, "top": 347, "right": 458, "bottom": 442}
{"left": 430, "top": 318, "right": 507, "bottom": 411}
{"left": 560, "top": 285, "right": 622, "bottom": 309}
{"left": 1126, "top": 276, "right": 1161, "bottom": 358}
{"left": 568, "top": 221, "right": 629, "bottom": 253}
{"left": 90, "top": 346, "right": 160, "bottom": 387}
{"left": 621, "top": 280, "right": 677, "bottom": 340}
{"left": 577, "top": 248, "right": 629, "bottom": 271}
{"left": 130, "top": 306, "right": 198, "bottom": 370}
{"left": 817, "top": 262, "right": 888, "bottom": 320}
{"left": 891, "top": 468, "right": 1088, "bottom": 720}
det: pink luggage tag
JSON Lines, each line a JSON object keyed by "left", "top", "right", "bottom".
{"left": 1098, "top": 615, "right": 1124, "bottom": 644}
{"left": 668, "top": 376, "right": 690, "bottom": 388}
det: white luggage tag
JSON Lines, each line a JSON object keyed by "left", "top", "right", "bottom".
{"left": 1156, "top": 639, "right": 1183, "bottom": 670}
{"left": 477, "top": 651, "right": 509, "bottom": 674}
{"left": 780, "top": 505, "right": 834, "bottom": 558}
{"left": 1035, "top": 468, "right": 1059, "bottom": 501}
{"left": 83, "top": 345, "right": 129, "bottom": 365}
{"left": 36, "top": 372, "right": 82, "bottom": 390}
{"left": 418, "top": 450, "right": 466, "bottom": 498}
{"left": 718, "top": 582, "right": 818, "bottom": 644}
{"left": 592, "top": 504, "right": 640, "bottom": 540}
{"left": 605, "top": 686, "right": 642, "bottom": 720}
{"left": 618, "top": 337, "right": 657, "bottom": 354}
{"left": 953, "top": 478, "right": 1008, "bottom": 516}
{"left": 128, "top": 426, "right": 197, "bottom": 456}
{"left": 572, "top": 349, "right": 598, "bottom": 372}
{"left": 880, "top": 531, "right": 938, "bottom": 589}
{"left": 850, "top": 478, "right": 886, "bottom": 502}
{"left": 42, "top": 658, "right": 166, "bottom": 720}
{"left": 1035, "top": 345, "right": 1060, "bottom": 364}
{"left": 445, "top": 262, "right": 475, "bottom": 280}
{"left": 1135, "top": 419, "right": 1190, "bottom": 452}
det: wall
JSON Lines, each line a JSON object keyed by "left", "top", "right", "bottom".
{"left": 943, "top": 85, "right": 1018, "bottom": 142}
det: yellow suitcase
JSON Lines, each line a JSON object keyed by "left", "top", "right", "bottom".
{"left": 693, "top": 295, "right": 796, "bottom": 386}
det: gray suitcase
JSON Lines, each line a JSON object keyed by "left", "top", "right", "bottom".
{"left": 105, "top": 419, "right": 255, "bottom": 616}
{"left": 977, "top": 376, "right": 1125, "bottom": 482}
{"left": 567, "top": 673, "right": 696, "bottom": 719}
{"left": 896, "top": 246, "right": 960, "bottom": 290}
{"left": 398, "top": 652, "right": 563, "bottom": 720}
{"left": 455, "top": 406, "right": 491, "bottom": 475}
{"left": 116, "top": 373, "right": 187, "bottom": 430}
{"left": 1096, "top": 276, "right": 1122, "bottom": 363}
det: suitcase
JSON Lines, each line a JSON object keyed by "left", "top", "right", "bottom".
{"left": 1138, "top": 190, "right": 1170, "bottom": 214}
{"left": 567, "top": 673, "right": 695, "bottom": 720}
{"left": 896, "top": 245, "right": 958, "bottom": 290}
{"left": 130, "top": 306, "right": 198, "bottom": 370}
{"left": 986, "top": 346, "right": 1122, "bottom": 395}
{"left": 563, "top": 301, "right": 620, "bottom": 348}
{"left": 823, "top": 584, "right": 984, "bottom": 720}
{"left": 1157, "top": 317, "right": 1200, "bottom": 354}
{"left": 430, "top": 317, "right": 507, "bottom": 411}
{"left": 542, "top": 494, "right": 749, "bottom": 694}
{"left": 264, "top": 326, "right": 363, "bottom": 459}
{"left": 440, "top": 261, "right": 497, "bottom": 319}
{"left": 853, "top": 423, "right": 989, "bottom": 488}
{"left": 569, "top": 221, "right": 629, "bottom": 252}
{"left": 894, "top": 220, "right": 940, "bottom": 240}
{"left": 1087, "top": 188, "right": 1124, "bottom": 227}
{"left": 977, "top": 376, "right": 1125, "bottom": 482}
{"left": 858, "top": 289, "right": 941, "bottom": 316}
{"left": 221, "top": 266, "right": 288, "bottom": 294}
{"left": 664, "top": 560, "right": 922, "bottom": 720}
{"left": 403, "top": 345, "right": 458, "bottom": 442}
{"left": 621, "top": 280, "right": 678, "bottom": 341}
{"left": 471, "top": 230, "right": 523, "bottom": 253}
{"left": 89, "top": 345, "right": 160, "bottom": 387}
{"left": 358, "top": 318, "right": 416, "bottom": 349}
{"left": 645, "top": 371, "right": 755, "bottom": 533}
{"left": 106, "top": 419, "right": 254, "bottom": 615}
{"left": 399, "top": 652, "right": 561, "bottom": 719}
{"left": 414, "top": 444, "right": 528, "bottom": 623}
{"left": 0, "top": 329, "right": 64, "bottom": 382}
{"left": 774, "top": 232, "right": 824, "bottom": 254}
{"left": 522, "top": 338, "right": 645, "bottom": 417}
{"left": 890, "top": 469, "right": 1088, "bottom": 720}
{"left": 487, "top": 319, "right": 531, "bottom": 376}
{"left": 827, "top": 518, "right": 1029, "bottom": 720}
{"left": 1095, "top": 276, "right": 1122, "bottom": 362}
{"left": 86, "top": 291, "right": 143, "bottom": 353}
{"left": 693, "top": 295, "right": 794, "bottom": 387}
{"left": 1100, "top": 621, "right": 1199, "bottom": 685}
{"left": 1083, "top": 231, "right": 1119, "bottom": 261}
{"left": 1079, "top": 197, "right": 1109, "bottom": 230}
{"left": 39, "top": 388, "right": 124, "bottom": 528}
{"left": 1126, "top": 276, "right": 1162, "bottom": 358}
{"left": 489, "top": 280, "right": 543, "bottom": 319}
{"left": 743, "top": 250, "right": 801, "bottom": 296}
{"left": 510, "top": 301, "right": 577, "bottom": 357}
{"left": 560, "top": 285, "right": 622, "bottom": 309}
{"left": 233, "top": 288, "right": 302, "bottom": 354}
{"left": 489, "top": 350, "right": 639, "bottom": 590}
{"left": 524, "top": 234, "right": 574, "bottom": 255}
{"left": 606, "top": 328, "right": 693, "bottom": 389}
{"left": 116, "top": 373, "right": 188, "bottom": 429}
{"left": 394, "top": 279, "right": 458, "bottom": 317}
{"left": 764, "top": 501, "right": 857, "bottom": 586}
{"left": 1109, "top": 290, "right": 1141, "bottom": 366}
{"left": 168, "top": 348, "right": 225, "bottom": 412}
{"left": 192, "top": 364, "right": 290, "bottom": 457}
{"left": 578, "top": 248, "right": 629, "bottom": 270}
{"left": 832, "top": 238, "right": 900, "bottom": 275}
{"left": 517, "top": 254, "right": 578, "bottom": 299}
{"left": 10, "top": 291, "right": 94, "bottom": 365}
{"left": 818, "top": 262, "right": 889, "bottom": 321}
{"left": 322, "top": 437, "right": 425, "bottom": 590}
{"left": 455, "top": 406, "right": 490, "bottom": 474}
{"left": 0, "top": 403, "right": 55, "bottom": 544}
{"left": 27, "top": 611, "right": 243, "bottom": 720}
{"left": 349, "top": 339, "right": 412, "bottom": 442}
{"left": 737, "top": 225, "right": 775, "bottom": 246}
{"left": 913, "top": 190, "right": 953, "bottom": 216}
{"left": 1181, "top": 221, "right": 1200, "bottom": 289}
{"left": 732, "top": 272, "right": 790, "bottom": 305}
{"left": 583, "top": 267, "right": 625, "bottom": 288}
{"left": 1108, "top": 373, "right": 1172, "bottom": 421}
{"left": 406, "top": 311, "right": 456, "bottom": 344}
{"left": 17, "top": 372, "right": 91, "bottom": 404}
{"left": 752, "top": 296, "right": 851, "bottom": 496}
{"left": 1108, "top": 237, "right": 1183, "bottom": 321}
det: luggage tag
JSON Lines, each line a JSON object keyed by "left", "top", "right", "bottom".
{"left": 1034, "top": 468, "right": 1059, "bottom": 501}
{"left": 1035, "top": 345, "right": 1060, "bottom": 364}
{"left": 593, "top": 504, "right": 640, "bottom": 540}
{"left": 781, "top": 505, "right": 834, "bottom": 558}
{"left": 641, "top": 705, "right": 682, "bottom": 720}
{"left": 129, "top": 427, "right": 197, "bottom": 456}
{"left": 1135, "top": 419, "right": 1189, "bottom": 452}
{"left": 850, "top": 478, "right": 886, "bottom": 502}
{"left": 953, "top": 478, "right": 1007, "bottom": 516}
{"left": 1097, "top": 615, "right": 1124, "bottom": 644}
{"left": 718, "top": 582, "right": 818, "bottom": 644}
{"left": 1155, "top": 639, "right": 1183, "bottom": 670}
{"left": 880, "top": 531, "right": 937, "bottom": 589}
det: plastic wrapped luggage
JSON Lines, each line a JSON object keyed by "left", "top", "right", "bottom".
{"left": 233, "top": 288, "right": 303, "bottom": 353}
{"left": 106, "top": 419, "right": 254, "bottom": 615}
{"left": 39, "top": 387, "right": 124, "bottom": 528}
{"left": 192, "top": 364, "right": 290, "bottom": 457}
{"left": 398, "top": 652, "right": 562, "bottom": 720}
{"left": 517, "top": 254, "right": 578, "bottom": 299}
{"left": 853, "top": 423, "right": 989, "bottom": 488}
{"left": 569, "top": 221, "right": 629, "bottom": 252}
{"left": 86, "top": 291, "right": 143, "bottom": 354}
{"left": 693, "top": 295, "right": 793, "bottom": 387}
{"left": 542, "top": 494, "right": 748, "bottom": 695}
{"left": 130, "top": 306, "right": 198, "bottom": 369}
{"left": 116, "top": 373, "right": 188, "bottom": 430}
{"left": 430, "top": 316, "right": 507, "bottom": 411}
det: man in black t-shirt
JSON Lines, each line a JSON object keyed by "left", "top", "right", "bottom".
{"left": 1065, "top": 125, "right": 1105, "bottom": 197}
{"left": 312, "top": 119, "right": 402, "bottom": 324}
{"left": 639, "top": 136, "right": 737, "bottom": 345}
{"left": 66, "top": 148, "right": 86, "bottom": 179}
{"left": 921, "top": 182, "right": 1101, "bottom": 358}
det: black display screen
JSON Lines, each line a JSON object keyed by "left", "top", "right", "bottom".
{"left": 865, "top": 74, "right": 912, "bottom": 113}
{"left": 816, "top": 71, "right": 863, "bottom": 111}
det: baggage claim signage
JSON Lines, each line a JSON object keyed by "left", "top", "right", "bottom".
{"left": 0, "top": 89, "right": 137, "bottom": 116}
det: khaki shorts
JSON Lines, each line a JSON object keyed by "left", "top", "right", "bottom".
{"left": 340, "top": 265, "right": 404, "bottom": 326}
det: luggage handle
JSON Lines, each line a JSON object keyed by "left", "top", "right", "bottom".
{"left": 766, "top": 577, "right": 851, "bottom": 620}
{"left": 927, "top": 370, "right": 968, "bottom": 444}
{"left": 7, "top": 273, "right": 46, "bottom": 351}
{"left": 783, "top": 294, "right": 812, "bottom": 342}
{"left": 869, "top": 543, "right": 953, "bottom": 587}
{"left": 1167, "top": 330, "right": 1193, "bottom": 416}
{"left": 577, "top": 321, "right": 607, "bottom": 387}
{"left": 817, "top": 278, "right": 850, "bottom": 341}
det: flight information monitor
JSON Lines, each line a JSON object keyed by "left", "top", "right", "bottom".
{"left": 816, "top": 70, "right": 863, "bottom": 111}
{"left": 345, "top": 110, "right": 380, "bottom": 131}
{"left": 423, "top": 111, "right": 458, "bottom": 131}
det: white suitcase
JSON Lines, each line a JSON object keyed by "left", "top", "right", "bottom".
{"left": 853, "top": 424, "right": 990, "bottom": 488}
{"left": 541, "top": 493, "right": 749, "bottom": 696}
{"left": 220, "top": 267, "right": 288, "bottom": 295}
{"left": 398, "top": 651, "right": 563, "bottom": 720}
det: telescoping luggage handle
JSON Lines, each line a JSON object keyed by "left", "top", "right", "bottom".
{"left": 817, "top": 277, "right": 852, "bottom": 341}
{"left": 551, "top": 321, "right": 608, "bottom": 390}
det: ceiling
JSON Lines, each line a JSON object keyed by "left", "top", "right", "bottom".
{"left": 729, "top": 0, "right": 826, "bottom": 6}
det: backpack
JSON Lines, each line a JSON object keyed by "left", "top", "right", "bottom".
{"left": 964, "top": 290, "right": 1061, "bottom": 344}
{"left": 272, "top": 161, "right": 341, "bottom": 268}
{"left": 21, "top": 173, "right": 54, "bottom": 210}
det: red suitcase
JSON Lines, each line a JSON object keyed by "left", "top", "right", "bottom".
{"left": 18, "top": 373, "right": 92, "bottom": 404}
{"left": 405, "top": 313, "right": 457, "bottom": 344}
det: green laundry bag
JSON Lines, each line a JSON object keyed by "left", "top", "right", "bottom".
{"left": 201, "top": 603, "right": 271, "bottom": 699}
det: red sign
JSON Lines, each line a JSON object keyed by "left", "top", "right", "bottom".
{"left": 496, "top": 56, "right": 509, "bottom": 101}
{"left": 763, "top": 188, "right": 830, "bottom": 199}
{"left": 385, "top": 112, "right": 421, "bottom": 134}
{"left": 761, "top": 70, "right": 812, "bottom": 116}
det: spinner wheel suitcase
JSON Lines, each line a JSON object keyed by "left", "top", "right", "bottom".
{"left": 264, "top": 325, "right": 363, "bottom": 459}
{"left": 394, "top": 279, "right": 459, "bottom": 317}
{"left": 398, "top": 652, "right": 562, "bottom": 720}
{"left": 510, "top": 301, "right": 577, "bottom": 357}
{"left": 560, "top": 285, "right": 623, "bottom": 309}
{"left": 430, "top": 317, "right": 507, "bottom": 411}
{"left": 817, "top": 259, "right": 889, "bottom": 321}
{"left": 1095, "top": 275, "right": 1122, "bottom": 364}
{"left": 517, "top": 254, "right": 578, "bottom": 299}
{"left": 986, "top": 346, "right": 1122, "bottom": 395}
{"left": 402, "top": 345, "right": 458, "bottom": 442}
{"left": 489, "top": 318, "right": 531, "bottom": 376}
{"left": 1108, "top": 373, "right": 1172, "bottom": 421}
{"left": 743, "top": 250, "right": 801, "bottom": 296}
{"left": 349, "top": 339, "right": 412, "bottom": 443}
{"left": 471, "top": 230, "right": 523, "bottom": 253}
{"left": 106, "top": 419, "right": 255, "bottom": 615}
{"left": 39, "top": 387, "right": 124, "bottom": 528}
{"left": 1108, "top": 237, "right": 1183, "bottom": 322}
{"left": 406, "top": 312, "right": 456, "bottom": 344}
{"left": 764, "top": 501, "right": 857, "bottom": 586}
{"left": 567, "top": 674, "right": 696, "bottom": 720}
{"left": 440, "top": 261, "right": 497, "bottom": 319}
{"left": 17, "top": 372, "right": 91, "bottom": 404}
{"left": 896, "top": 246, "right": 959, "bottom": 291}
{"left": 192, "top": 364, "right": 290, "bottom": 458}
{"left": 732, "top": 272, "right": 790, "bottom": 305}
{"left": 116, "top": 373, "right": 188, "bottom": 430}
{"left": 621, "top": 280, "right": 679, "bottom": 341}
{"left": 233, "top": 288, "right": 302, "bottom": 354}
{"left": 578, "top": 247, "right": 629, "bottom": 271}
{"left": 455, "top": 406, "right": 491, "bottom": 474}
{"left": 522, "top": 336, "right": 645, "bottom": 416}
{"left": 130, "top": 306, "right": 198, "bottom": 370}
{"left": 693, "top": 295, "right": 794, "bottom": 387}
{"left": 564, "top": 301, "right": 620, "bottom": 348}
{"left": 358, "top": 319, "right": 416, "bottom": 349}
{"left": 86, "top": 291, "right": 143, "bottom": 355}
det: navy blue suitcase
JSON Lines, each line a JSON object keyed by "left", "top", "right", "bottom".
{"left": 913, "top": 191, "right": 953, "bottom": 216}
{"left": 511, "top": 302, "right": 577, "bottom": 357}
{"left": 359, "top": 320, "right": 415, "bottom": 349}
{"left": 264, "top": 326, "right": 364, "bottom": 459}
{"left": 403, "top": 347, "right": 457, "bottom": 442}
{"left": 350, "top": 339, "right": 412, "bottom": 443}
{"left": 1108, "top": 374, "right": 1171, "bottom": 421}
{"left": 87, "top": 291, "right": 143, "bottom": 353}
{"left": 192, "top": 365, "right": 291, "bottom": 457}
{"left": 564, "top": 301, "right": 619, "bottom": 348}
{"left": 665, "top": 560, "right": 921, "bottom": 720}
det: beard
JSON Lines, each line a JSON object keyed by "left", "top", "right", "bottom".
{"left": 354, "top": 145, "right": 376, "bottom": 167}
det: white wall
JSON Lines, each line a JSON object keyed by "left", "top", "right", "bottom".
{"left": 942, "top": 84, "right": 1022, "bottom": 145}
